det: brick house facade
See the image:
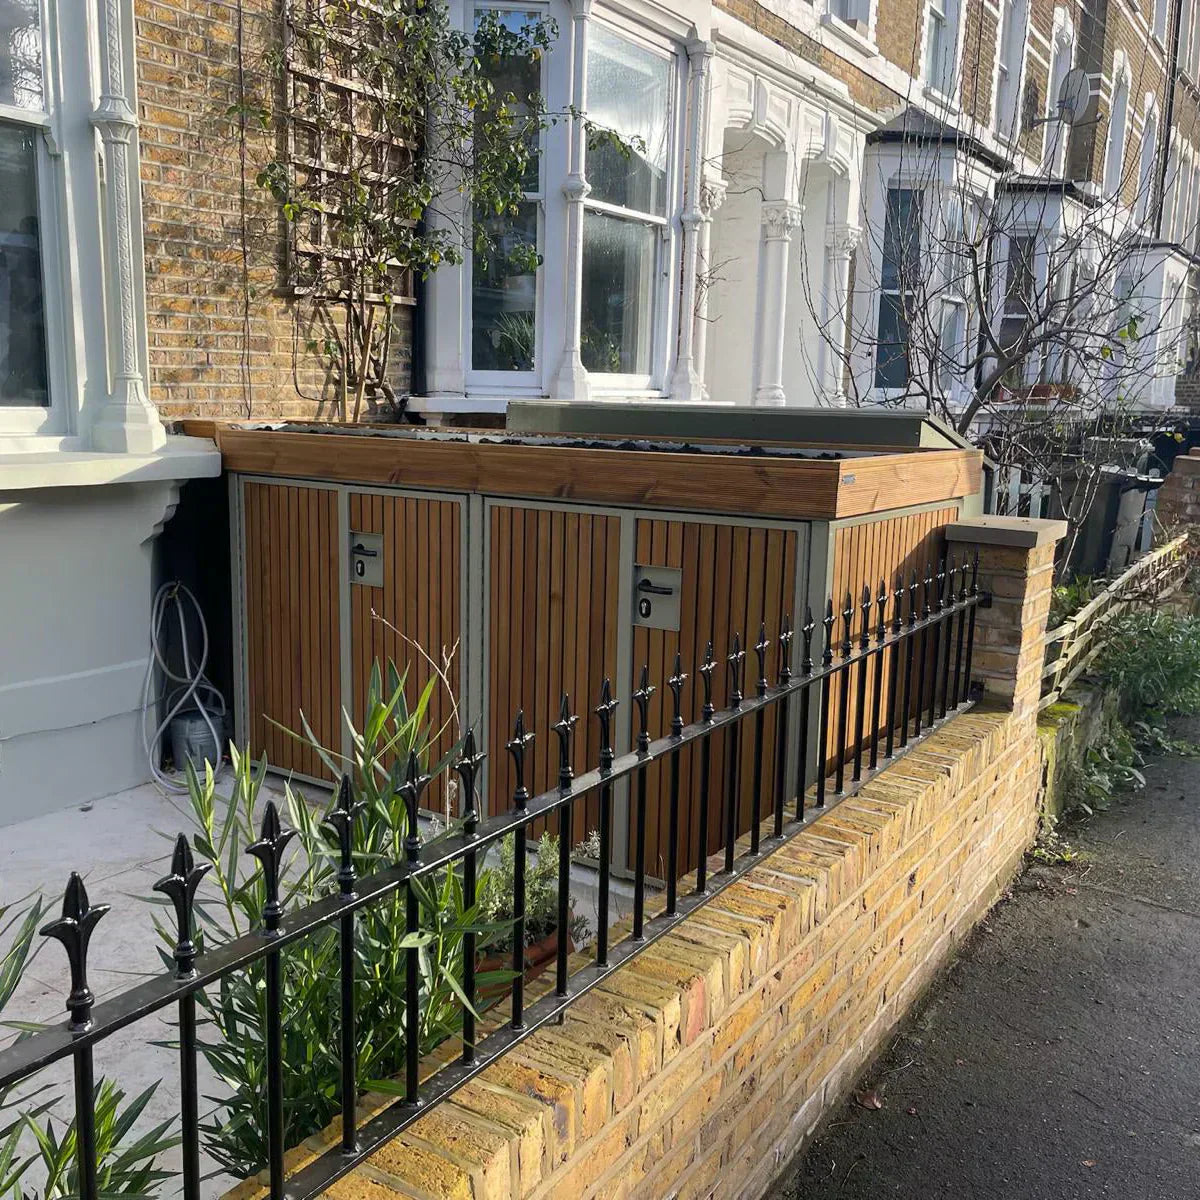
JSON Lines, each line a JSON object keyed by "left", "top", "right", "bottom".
{"left": 122, "top": 0, "right": 1200, "bottom": 423}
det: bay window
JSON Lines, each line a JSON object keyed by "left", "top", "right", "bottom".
{"left": 875, "top": 187, "right": 922, "bottom": 390}
{"left": 580, "top": 23, "right": 674, "bottom": 383}
{"left": 1, "top": 0, "right": 55, "bottom": 430}
{"left": 999, "top": 233, "right": 1036, "bottom": 385}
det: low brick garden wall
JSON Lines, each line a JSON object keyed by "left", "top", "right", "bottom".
{"left": 228, "top": 516, "right": 1059, "bottom": 1200}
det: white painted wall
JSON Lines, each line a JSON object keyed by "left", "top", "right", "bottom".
{"left": 0, "top": 479, "right": 185, "bottom": 823}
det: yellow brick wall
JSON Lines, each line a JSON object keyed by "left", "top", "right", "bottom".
{"left": 225, "top": 704, "right": 1041, "bottom": 1200}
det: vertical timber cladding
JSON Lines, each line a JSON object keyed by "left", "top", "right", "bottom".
{"left": 486, "top": 503, "right": 623, "bottom": 840}
{"left": 631, "top": 519, "right": 800, "bottom": 878}
{"left": 242, "top": 480, "right": 341, "bottom": 782}
{"left": 824, "top": 504, "right": 961, "bottom": 773}
{"left": 348, "top": 491, "right": 464, "bottom": 818}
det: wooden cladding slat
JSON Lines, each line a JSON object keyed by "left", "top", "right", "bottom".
{"left": 348, "top": 491, "right": 463, "bottom": 818}
{"left": 630, "top": 519, "right": 799, "bottom": 878}
{"left": 205, "top": 426, "right": 981, "bottom": 520}
{"left": 243, "top": 481, "right": 341, "bottom": 781}
{"left": 486, "top": 505, "right": 621, "bottom": 842}
{"left": 824, "top": 506, "right": 959, "bottom": 772}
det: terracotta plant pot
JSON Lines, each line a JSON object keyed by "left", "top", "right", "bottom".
{"left": 478, "top": 926, "right": 576, "bottom": 1006}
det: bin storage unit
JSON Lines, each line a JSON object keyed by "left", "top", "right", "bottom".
{"left": 197, "top": 420, "right": 983, "bottom": 875}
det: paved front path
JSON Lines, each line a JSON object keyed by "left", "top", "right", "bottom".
{"left": 768, "top": 721, "right": 1200, "bottom": 1200}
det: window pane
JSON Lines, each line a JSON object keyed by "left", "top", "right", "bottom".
{"left": 472, "top": 202, "right": 538, "bottom": 372}
{"left": 581, "top": 209, "right": 655, "bottom": 375}
{"left": 874, "top": 293, "right": 910, "bottom": 388}
{"left": 475, "top": 9, "right": 542, "bottom": 194}
{"left": 586, "top": 25, "right": 670, "bottom": 215}
{"left": 0, "top": 126, "right": 47, "bottom": 408}
{"left": 0, "top": 0, "right": 42, "bottom": 110}
{"left": 881, "top": 188, "right": 921, "bottom": 290}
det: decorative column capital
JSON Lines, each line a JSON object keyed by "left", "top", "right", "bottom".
{"left": 686, "top": 38, "right": 715, "bottom": 69}
{"left": 700, "top": 176, "right": 728, "bottom": 218}
{"left": 762, "top": 201, "right": 803, "bottom": 241}
{"left": 826, "top": 223, "right": 863, "bottom": 257}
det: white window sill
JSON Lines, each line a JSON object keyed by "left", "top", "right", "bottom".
{"left": 819, "top": 13, "right": 879, "bottom": 56}
{"left": 0, "top": 435, "right": 221, "bottom": 492}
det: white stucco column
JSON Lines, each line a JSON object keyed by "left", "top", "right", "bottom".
{"left": 692, "top": 175, "right": 727, "bottom": 398}
{"left": 90, "top": 0, "right": 165, "bottom": 453}
{"left": 754, "top": 201, "right": 802, "bottom": 406}
{"left": 821, "top": 223, "right": 861, "bottom": 407}
{"left": 668, "top": 39, "right": 714, "bottom": 402}
{"left": 552, "top": 0, "right": 593, "bottom": 401}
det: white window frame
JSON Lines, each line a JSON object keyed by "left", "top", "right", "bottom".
{"left": 1153, "top": 0, "right": 1169, "bottom": 44}
{"left": 921, "top": 0, "right": 961, "bottom": 101}
{"left": 1103, "top": 56, "right": 1131, "bottom": 200}
{"left": 464, "top": 2, "right": 550, "bottom": 395}
{"left": 1136, "top": 96, "right": 1160, "bottom": 225}
{"left": 1044, "top": 8, "right": 1076, "bottom": 176}
{"left": 992, "top": 0, "right": 1028, "bottom": 140}
{"left": 579, "top": 15, "right": 684, "bottom": 395}
{"left": 0, "top": 0, "right": 71, "bottom": 439}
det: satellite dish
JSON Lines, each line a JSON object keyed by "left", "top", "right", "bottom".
{"left": 1056, "top": 67, "right": 1099, "bottom": 125}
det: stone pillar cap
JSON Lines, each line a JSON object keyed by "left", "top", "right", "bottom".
{"left": 945, "top": 515, "right": 1068, "bottom": 548}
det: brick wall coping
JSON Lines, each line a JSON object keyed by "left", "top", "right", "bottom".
{"left": 946, "top": 515, "right": 1068, "bottom": 549}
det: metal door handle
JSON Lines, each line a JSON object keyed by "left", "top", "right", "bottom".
{"left": 637, "top": 579, "right": 674, "bottom": 596}
{"left": 353, "top": 544, "right": 379, "bottom": 558}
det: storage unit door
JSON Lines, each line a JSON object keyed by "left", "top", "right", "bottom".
{"left": 629, "top": 518, "right": 802, "bottom": 877}
{"left": 485, "top": 502, "right": 623, "bottom": 835}
{"left": 347, "top": 490, "right": 465, "bottom": 817}
{"left": 241, "top": 479, "right": 341, "bottom": 781}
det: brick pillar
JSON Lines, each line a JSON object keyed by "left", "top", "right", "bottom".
{"left": 1156, "top": 449, "right": 1200, "bottom": 530}
{"left": 946, "top": 516, "right": 1067, "bottom": 724}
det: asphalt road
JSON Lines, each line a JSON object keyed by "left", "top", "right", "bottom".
{"left": 767, "top": 721, "right": 1200, "bottom": 1200}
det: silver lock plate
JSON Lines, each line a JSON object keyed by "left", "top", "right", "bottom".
{"left": 632, "top": 564, "right": 682, "bottom": 632}
{"left": 349, "top": 530, "right": 384, "bottom": 587}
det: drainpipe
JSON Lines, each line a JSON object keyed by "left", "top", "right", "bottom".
{"left": 1155, "top": 0, "right": 1185, "bottom": 239}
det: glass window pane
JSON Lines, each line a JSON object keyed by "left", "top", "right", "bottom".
{"left": 472, "top": 202, "right": 538, "bottom": 372}
{"left": 0, "top": 0, "right": 43, "bottom": 110}
{"left": 874, "top": 293, "right": 910, "bottom": 388}
{"left": 881, "top": 188, "right": 921, "bottom": 290}
{"left": 585, "top": 25, "right": 670, "bottom": 215}
{"left": 0, "top": 126, "right": 47, "bottom": 408}
{"left": 475, "top": 9, "right": 543, "bottom": 194}
{"left": 581, "top": 209, "right": 655, "bottom": 375}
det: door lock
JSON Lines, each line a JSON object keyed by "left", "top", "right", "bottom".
{"left": 632, "top": 565, "right": 682, "bottom": 631}
{"left": 349, "top": 531, "right": 384, "bottom": 587}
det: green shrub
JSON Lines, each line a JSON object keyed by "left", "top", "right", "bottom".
{"left": 1049, "top": 575, "right": 1103, "bottom": 627}
{"left": 1096, "top": 610, "right": 1200, "bottom": 716}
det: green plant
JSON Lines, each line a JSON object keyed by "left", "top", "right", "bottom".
{"left": 1049, "top": 575, "right": 1103, "bottom": 627}
{"left": 477, "top": 832, "right": 590, "bottom": 955}
{"left": 1063, "top": 722, "right": 1144, "bottom": 815}
{"left": 154, "top": 661, "right": 486, "bottom": 1178}
{"left": 0, "top": 900, "right": 176, "bottom": 1198}
{"left": 1097, "top": 609, "right": 1200, "bottom": 716}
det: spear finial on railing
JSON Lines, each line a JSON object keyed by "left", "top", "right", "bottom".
{"left": 595, "top": 679, "right": 618, "bottom": 771}
{"left": 876, "top": 579, "right": 888, "bottom": 642}
{"left": 755, "top": 623, "right": 770, "bottom": 697}
{"left": 247, "top": 801, "right": 296, "bottom": 933}
{"left": 841, "top": 593, "right": 854, "bottom": 656}
{"left": 454, "top": 729, "right": 486, "bottom": 836}
{"left": 801, "top": 607, "right": 816, "bottom": 675}
{"left": 633, "top": 666, "right": 655, "bottom": 754}
{"left": 959, "top": 552, "right": 971, "bottom": 602}
{"left": 41, "top": 873, "right": 109, "bottom": 1031}
{"left": 322, "top": 775, "right": 364, "bottom": 899}
{"left": 700, "top": 640, "right": 717, "bottom": 721}
{"left": 507, "top": 711, "right": 534, "bottom": 811}
{"left": 822, "top": 599, "right": 836, "bottom": 666}
{"left": 728, "top": 632, "right": 745, "bottom": 707}
{"left": 553, "top": 694, "right": 578, "bottom": 791}
{"left": 908, "top": 569, "right": 920, "bottom": 626}
{"left": 893, "top": 572, "right": 905, "bottom": 633}
{"left": 923, "top": 562, "right": 934, "bottom": 619}
{"left": 397, "top": 751, "right": 431, "bottom": 864}
{"left": 667, "top": 652, "right": 687, "bottom": 736}
{"left": 860, "top": 584, "right": 872, "bottom": 650}
{"left": 778, "top": 615, "right": 794, "bottom": 686}
{"left": 935, "top": 556, "right": 947, "bottom": 611}
{"left": 969, "top": 547, "right": 980, "bottom": 595}
{"left": 154, "top": 834, "right": 211, "bottom": 977}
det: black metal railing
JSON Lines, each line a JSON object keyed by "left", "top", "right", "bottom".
{"left": 1, "top": 551, "right": 983, "bottom": 1200}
